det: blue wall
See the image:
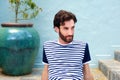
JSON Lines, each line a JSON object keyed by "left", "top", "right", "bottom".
{"left": 0, "top": 0, "right": 120, "bottom": 68}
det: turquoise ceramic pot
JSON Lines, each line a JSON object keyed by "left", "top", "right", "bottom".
{"left": 0, "top": 23, "right": 40, "bottom": 76}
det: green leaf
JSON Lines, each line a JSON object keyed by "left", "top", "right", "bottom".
{"left": 16, "top": 0, "right": 20, "bottom": 3}
{"left": 23, "top": 13, "right": 28, "bottom": 19}
{"left": 9, "top": 0, "right": 15, "bottom": 4}
{"left": 30, "top": 2, "right": 36, "bottom": 9}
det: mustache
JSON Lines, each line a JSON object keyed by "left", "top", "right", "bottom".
{"left": 67, "top": 35, "right": 73, "bottom": 37}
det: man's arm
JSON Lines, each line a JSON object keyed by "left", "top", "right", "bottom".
{"left": 83, "top": 63, "right": 94, "bottom": 80}
{"left": 41, "top": 64, "right": 48, "bottom": 80}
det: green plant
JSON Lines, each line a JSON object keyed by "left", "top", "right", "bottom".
{"left": 9, "top": 0, "right": 42, "bottom": 23}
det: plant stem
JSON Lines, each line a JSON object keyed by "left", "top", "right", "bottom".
{"left": 15, "top": 1, "right": 20, "bottom": 23}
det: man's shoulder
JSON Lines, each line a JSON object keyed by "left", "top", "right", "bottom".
{"left": 72, "top": 40, "right": 88, "bottom": 49}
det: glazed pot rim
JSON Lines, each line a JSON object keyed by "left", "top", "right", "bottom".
{"left": 1, "top": 22, "right": 33, "bottom": 27}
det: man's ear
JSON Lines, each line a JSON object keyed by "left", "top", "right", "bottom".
{"left": 54, "top": 27, "right": 59, "bottom": 33}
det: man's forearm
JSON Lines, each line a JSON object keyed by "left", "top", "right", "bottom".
{"left": 41, "top": 65, "right": 48, "bottom": 80}
{"left": 83, "top": 64, "right": 94, "bottom": 80}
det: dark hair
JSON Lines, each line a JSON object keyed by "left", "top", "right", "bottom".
{"left": 53, "top": 10, "right": 77, "bottom": 28}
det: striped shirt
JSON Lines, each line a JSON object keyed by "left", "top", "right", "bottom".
{"left": 43, "top": 40, "right": 91, "bottom": 80}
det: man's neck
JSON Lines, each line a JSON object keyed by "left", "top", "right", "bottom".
{"left": 58, "top": 39, "right": 72, "bottom": 45}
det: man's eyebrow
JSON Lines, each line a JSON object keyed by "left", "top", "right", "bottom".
{"left": 63, "top": 26, "right": 69, "bottom": 29}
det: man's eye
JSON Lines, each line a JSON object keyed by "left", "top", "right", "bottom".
{"left": 64, "top": 28, "right": 68, "bottom": 30}
{"left": 72, "top": 26, "right": 75, "bottom": 29}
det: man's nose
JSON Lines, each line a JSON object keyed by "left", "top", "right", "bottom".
{"left": 68, "top": 30, "right": 73, "bottom": 35}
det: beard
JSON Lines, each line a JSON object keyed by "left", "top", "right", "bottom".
{"left": 59, "top": 30, "right": 73, "bottom": 43}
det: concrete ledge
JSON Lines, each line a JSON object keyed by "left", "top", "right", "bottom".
{"left": 0, "top": 68, "right": 42, "bottom": 80}
{"left": 114, "top": 50, "right": 120, "bottom": 62}
{"left": 91, "top": 68, "right": 108, "bottom": 80}
{"left": 99, "top": 60, "right": 120, "bottom": 80}
{"left": 0, "top": 68, "right": 108, "bottom": 80}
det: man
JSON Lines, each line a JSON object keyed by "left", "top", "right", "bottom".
{"left": 41, "top": 10, "right": 94, "bottom": 80}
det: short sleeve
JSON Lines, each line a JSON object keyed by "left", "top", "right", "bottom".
{"left": 42, "top": 47, "right": 48, "bottom": 64}
{"left": 82, "top": 43, "right": 91, "bottom": 64}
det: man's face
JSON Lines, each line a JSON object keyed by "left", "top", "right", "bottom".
{"left": 58, "top": 19, "right": 75, "bottom": 44}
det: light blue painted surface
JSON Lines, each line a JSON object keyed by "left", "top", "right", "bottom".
{"left": 0, "top": 0, "right": 120, "bottom": 68}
